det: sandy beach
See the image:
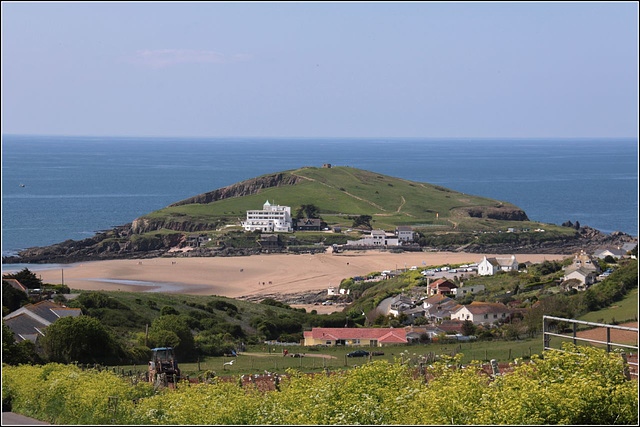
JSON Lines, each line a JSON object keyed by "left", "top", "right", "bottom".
{"left": 30, "top": 251, "right": 568, "bottom": 299}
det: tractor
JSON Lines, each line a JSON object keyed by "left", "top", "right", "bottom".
{"left": 149, "top": 347, "right": 181, "bottom": 385}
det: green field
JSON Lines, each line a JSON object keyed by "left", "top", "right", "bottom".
{"left": 141, "top": 166, "right": 527, "bottom": 231}
{"left": 114, "top": 337, "right": 542, "bottom": 376}
{"left": 578, "top": 287, "right": 639, "bottom": 324}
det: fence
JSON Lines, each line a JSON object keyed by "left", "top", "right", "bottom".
{"left": 542, "top": 315, "right": 638, "bottom": 378}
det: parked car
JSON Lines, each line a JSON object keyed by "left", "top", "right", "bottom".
{"left": 347, "top": 350, "right": 370, "bottom": 357}
{"left": 370, "top": 351, "right": 384, "bottom": 356}
{"left": 409, "top": 266, "right": 418, "bottom": 271}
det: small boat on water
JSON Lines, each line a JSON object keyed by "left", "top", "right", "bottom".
{"left": 19, "top": 183, "right": 25, "bottom": 187}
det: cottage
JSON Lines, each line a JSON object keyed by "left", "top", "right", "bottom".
{"left": 395, "top": 226, "right": 414, "bottom": 242}
{"left": 427, "top": 278, "right": 458, "bottom": 296}
{"left": 564, "top": 251, "right": 600, "bottom": 273}
{"left": 388, "top": 295, "right": 415, "bottom": 316}
{"left": 562, "top": 267, "right": 597, "bottom": 288}
{"left": 425, "top": 299, "right": 462, "bottom": 322}
{"left": 346, "top": 229, "right": 400, "bottom": 247}
{"left": 594, "top": 247, "right": 628, "bottom": 260}
{"left": 478, "top": 255, "right": 518, "bottom": 276}
{"left": 295, "top": 218, "right": 323, "bottom": 231}
{"left": 303, "top": 328, "right": 407, "bottom": 347}
{"left": 451, "top": 284, "right": 485, "bottom": 298}
{"left": 451, "top": 302, "right": 510, "bottom": 325}
{"left": 405, "top": 325, "right": 445, "bottom": 342}
{"left": 3, "top": 301, "right": 82, "bottom": 343}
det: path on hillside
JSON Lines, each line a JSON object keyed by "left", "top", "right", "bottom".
{"left": 396, "top": 196, "right": 406, "bottom": 213}
{"left": 292, "top": 173, "right": 388, "bottom": 212}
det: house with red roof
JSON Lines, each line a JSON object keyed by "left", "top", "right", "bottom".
{"left": 303, "top": 327, "right": 407, "bottom": 347}
{"left": 427, "top": 278, "right": 458, "bottom": 296}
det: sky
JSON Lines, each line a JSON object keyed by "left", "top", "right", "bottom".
{"left": 1, "top": 2, "right": 638, "bottom": 138}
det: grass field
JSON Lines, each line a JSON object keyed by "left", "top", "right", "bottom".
{"left": 141, "top": 167, "right": 524, "bottom": 231}
{"left": 114, "top": 337, "right": 542, "bottom": 376}
{"left": 578, "top": 287, "right": 639, "bottom": 324}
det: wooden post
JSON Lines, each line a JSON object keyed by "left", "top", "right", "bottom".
{"left": 197, "top": 357, "right": 201, "bottom": 372}
{"left": 344, "top": 354, "right": 347, "bottom": 367}
{"left": 621, "top": 352, "right": 631, "bottom": 381}
{"left": 323, "top": 357, "right": 326, "bottom": 369}
{"left": 145, "top": 324, "right": 149, "bottom": 347}
{"left": 573, "top": 323, "right": 577, "bottom": 345}
{"left": 508, "top": 349, "right": 512, "bottom": 360}
{"left": 606, "top": 327, "right": 611, "bottom": 353}
{"left": 484, "top": 349, "right": 488, "bottom": 362}
{"left": 529, "top": 347, "right": 532, "bottom": 357}
{"left": 299, "top": 355, "right": 302, "bottom": 368}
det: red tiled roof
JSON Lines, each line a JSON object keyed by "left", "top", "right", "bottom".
{"left": 305, "top": 328, "right": 407, "bottom": 343}
{"left": 428, "top": 278, "right": 457, "bottom": 289}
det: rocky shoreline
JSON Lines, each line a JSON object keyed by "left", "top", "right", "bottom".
{"left": 3, "top": 222, "right": 636, "bottom": 265}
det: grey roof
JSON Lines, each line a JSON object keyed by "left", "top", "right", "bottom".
{"left": 395, "top": 226, "right": 413, "bottom": 232}
{"left": 4, "top": 313, "right": 46, "bottom": 343}
{"left": 594, "top": 247, "right": 627, "bottom": 257}
{"left": 486, "top": 256, "right": 517, "bottom": 267}
{"left": 27, "top": 302, "right": 82, "bottom": 323}
{"left": 621, "top": 242, "right": 637, "bottom": 252}
{"left": 371, "top": 230, "right": 386, "bottom": 236}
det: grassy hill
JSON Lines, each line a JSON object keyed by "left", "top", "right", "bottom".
{"left": 137, "top": 166, "right": 531, "bottom": 232}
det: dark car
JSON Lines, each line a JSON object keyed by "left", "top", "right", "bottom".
{"left": 347, "top": 350, "right": 370, "bottom": 357}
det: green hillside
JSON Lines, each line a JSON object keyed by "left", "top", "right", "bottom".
{"left": 140, "top": 166, "right": 529, "bottom": 231}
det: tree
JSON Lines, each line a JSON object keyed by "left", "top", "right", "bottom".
{"left": 2, "top": 281, "right": 29, "bottom": 312}
{"left": 603, "top": 255, "right": 617, "bottom": 264}
{"left": 147, "top": 329, "right": 181, "bottom": 348}
{"left": 2, "top": 324, "right": 42, "bottom": 365}
{"left": 461, "top": 320, "right": 476, "bottom": 336}
{"left": 351, "top": 215, "right": 373, "bottom": 229}
{"left": 149, "top": 315, "right": 196, "bottom": 361}
{"left": 40, "top": 316, "right": 121, "bottom": 364}
{"left": 295, "top": 204, "right": 320, "bottom": 219}
{"left": 2, "top": 268, "right": 42, "bottom": 289}
{"left": 160, "top": 306, "right": 179, "bottom": 316}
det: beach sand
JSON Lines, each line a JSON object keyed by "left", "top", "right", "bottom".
{"left": 34, "top": 251, "right": 568, "bottom": 299}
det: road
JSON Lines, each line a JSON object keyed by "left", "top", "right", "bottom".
{"left": 2, "top": 412, "right": 50, "bottom": 425}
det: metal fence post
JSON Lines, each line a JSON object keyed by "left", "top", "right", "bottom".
{"left": 606, "top": 327, "right": 611, "bottom": 353}
{"left": 572, "top": 322, "right": 577, "bottom": 346}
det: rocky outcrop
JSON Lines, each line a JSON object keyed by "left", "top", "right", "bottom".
{"left": 131, "top": 218, "right": 222, "bottom": 234}
{"left": 169, "top": 172, "right": 302, "bottom": 207}
{"left": 454, "top": 205, "right": 529, "bottom": 221}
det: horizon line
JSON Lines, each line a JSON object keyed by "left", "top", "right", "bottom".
{"left": 3, "top": 133, "right": 638, "bottom": 141}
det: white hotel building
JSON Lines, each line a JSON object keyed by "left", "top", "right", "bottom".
{"left": 242, "top": 201, "right": 293, "bottom": 232}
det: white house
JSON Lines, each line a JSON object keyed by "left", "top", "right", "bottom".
{"left": 563, "top": 267, "right": 597, "bottom": 287}
{"left": 242, "top": 201, "right": 293, "bottom": 232}
{"left": 564, "top": 251, "right": 600, "bottom": 274}
{"left": 395, "top": 226, "right": 414, "bottom": 242}
{"left": 477, "top": 255, "right": 519, "bottom": 276}
{"left": 594, "top": 247, "right": 628, "bottom": 260}
{"left": 451, "top": 284, "right": 486, "bottom": 298}
{"left": 451, "top": 302, "right": 510, "bottom": 325}
{"left": 346, "top": 230, "right": 400, "bottom": 247}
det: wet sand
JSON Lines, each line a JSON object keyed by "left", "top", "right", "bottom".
{"left": 32, "top": 251, "right": 568, "bottom": 298}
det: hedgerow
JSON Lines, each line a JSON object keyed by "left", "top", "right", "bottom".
{"left": 2, "top": 344, "right": 637, "bottom": 424}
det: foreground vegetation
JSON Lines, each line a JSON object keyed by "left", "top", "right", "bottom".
{"left": 3, "top": 344, "right": 637, "bottom": 425}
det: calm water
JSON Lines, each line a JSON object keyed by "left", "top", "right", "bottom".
{"left": 2, "top": 135, "right": 637, "bottom": 257}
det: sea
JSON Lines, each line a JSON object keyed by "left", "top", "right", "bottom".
{"left": 2, "top": 135, "right": 638, "bottom": 259}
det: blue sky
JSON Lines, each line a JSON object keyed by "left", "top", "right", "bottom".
{"left": 2, "top": 2, "right": 638, "bottom": 138}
